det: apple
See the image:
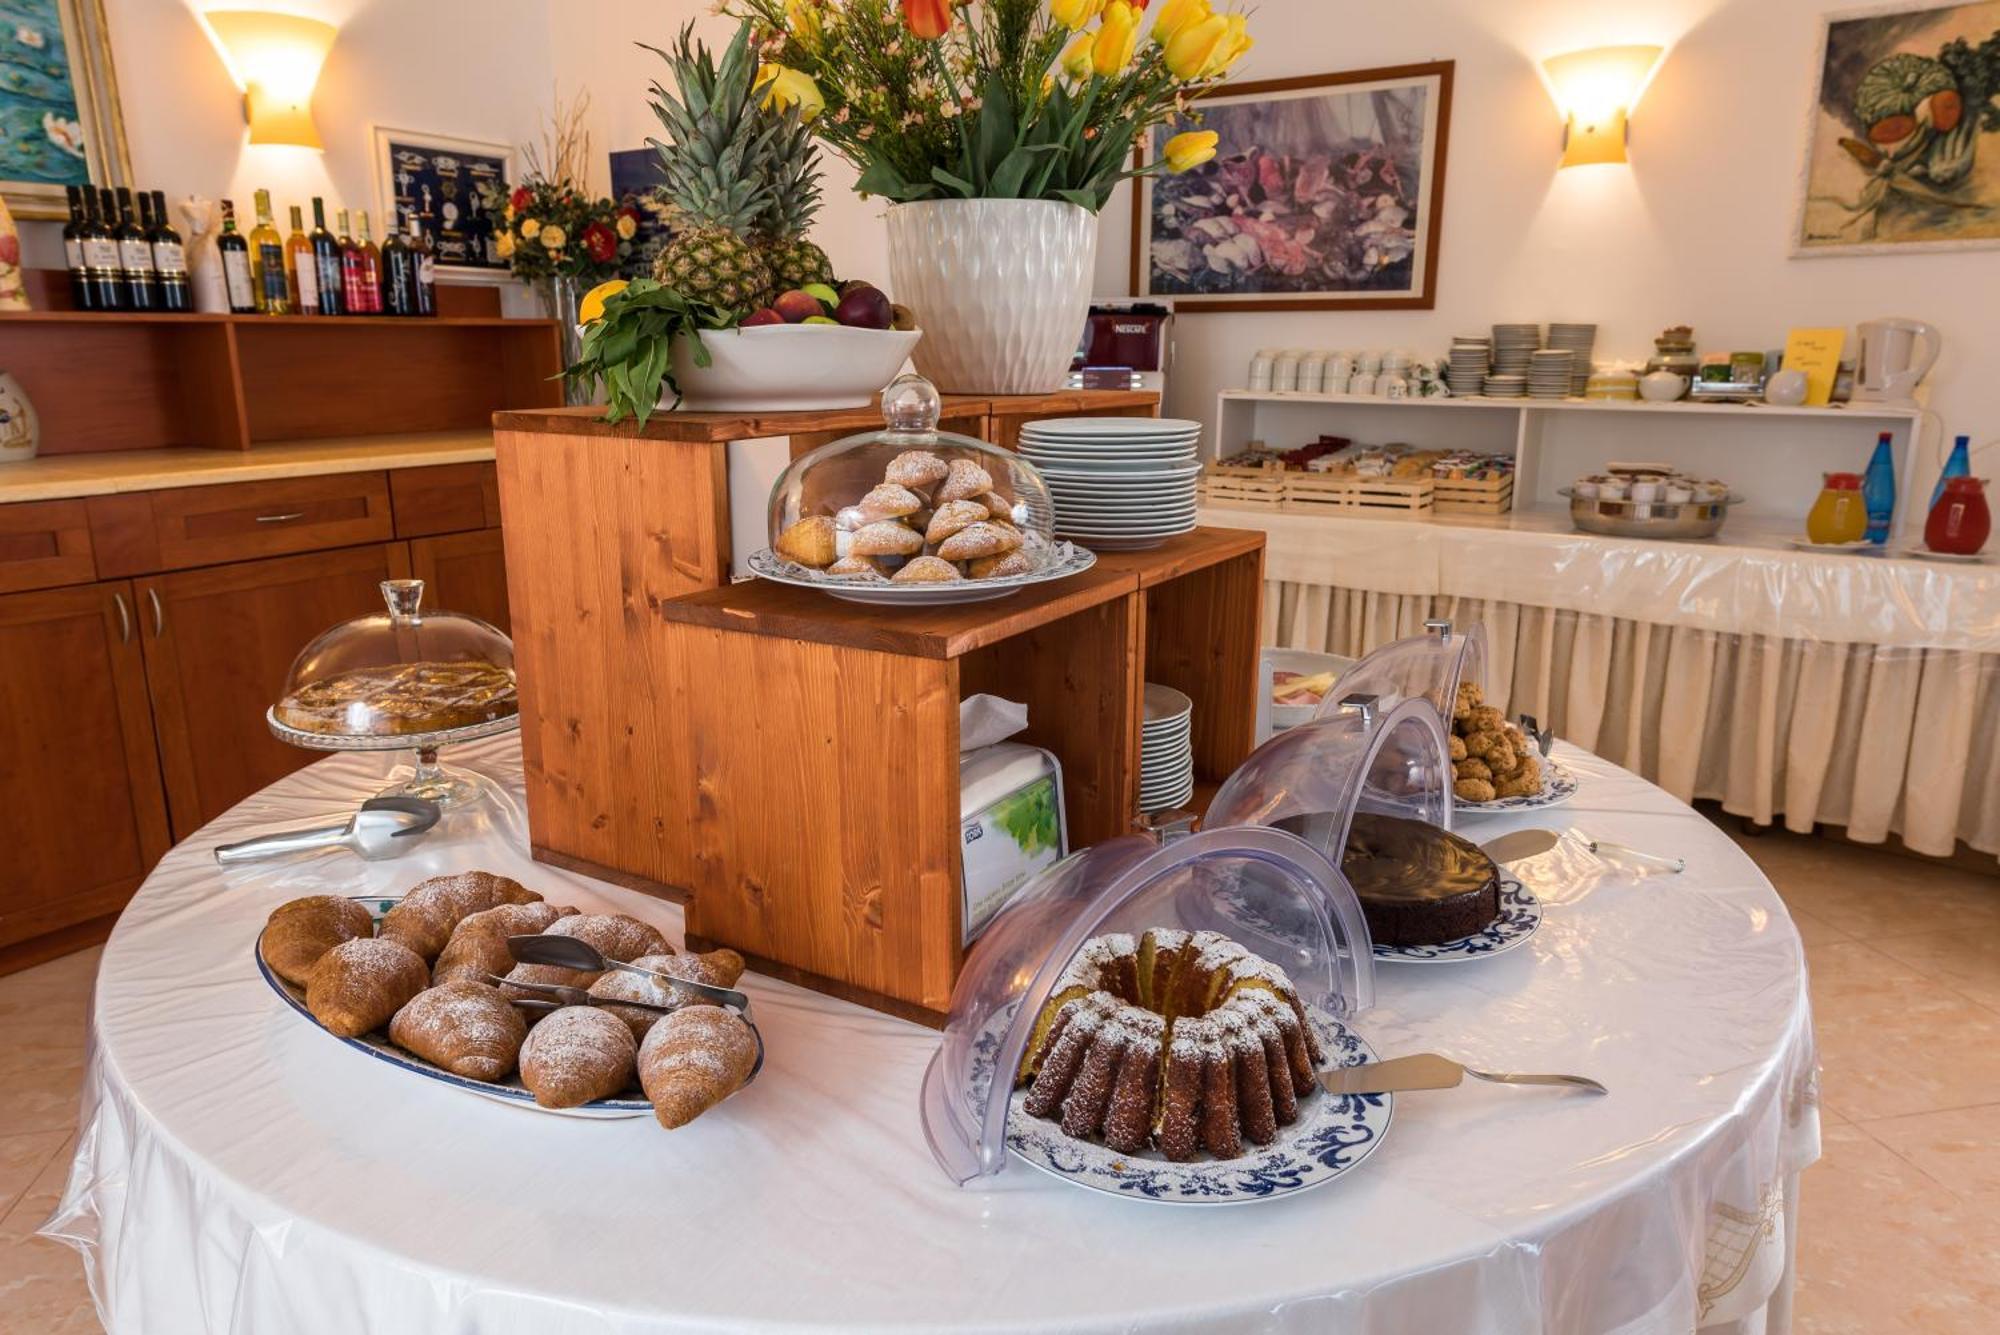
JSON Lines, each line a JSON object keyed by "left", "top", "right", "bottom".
{"left": 740, "top": 306, "right": 784, "bottom": 327}
{"left": 833, "top": 285, "right": 893, "bottom": 330}
{"left": 802, "top": 315, "right": 839, "bottom": 325}
{"left": 802, "top": 282, "right": 841, "bottom": 308}
{"left": 772, "top": 289, "right": 825, "bottom": 323}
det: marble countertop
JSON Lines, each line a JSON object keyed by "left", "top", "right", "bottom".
{"left": 0, "top": 431, "right": 496, "bottom": 504}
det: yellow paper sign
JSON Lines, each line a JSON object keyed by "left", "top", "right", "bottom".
{"left": 1782, "top": 327, "right": 1846, "bottom": 406}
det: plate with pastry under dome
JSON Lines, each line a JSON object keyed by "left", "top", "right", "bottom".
{"left": 1454, "top": 756, "right": 1579, "bottom": 814}
{"left": 754, "top": 372, "right": 1097, "bottom": 605}
{"left": 923, "top": 827, "right": 1395, "bottom": 1206}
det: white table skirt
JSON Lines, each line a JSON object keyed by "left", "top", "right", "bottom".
{"left": 43, "top": 738, "right": 1820, "bottom": 1334}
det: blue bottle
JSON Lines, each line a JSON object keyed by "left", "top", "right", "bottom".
{"left": 1930, "top": 435, "right": 1971, "bottom": 512}
{"left": 1863, "top": 432, "right": 1896, "bottom": 544}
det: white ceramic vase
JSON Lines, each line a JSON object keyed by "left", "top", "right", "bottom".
{"left": 0, "top": 370, "right": 38, "bottom": 464}
{"left": 885, "top": 198, "right": 1097, "bottom": 395}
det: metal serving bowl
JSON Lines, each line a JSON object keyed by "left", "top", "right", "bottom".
{"left": 1558, "top": 489, "right": 1744, "bottom": 540}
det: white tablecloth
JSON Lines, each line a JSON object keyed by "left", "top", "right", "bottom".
{"left": 43, "top": 737, "right": 1819, "bottom": 1334}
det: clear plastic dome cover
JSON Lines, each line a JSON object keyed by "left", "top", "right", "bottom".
{"left": 1313, "top": 620, "right": 1487, "bottom": 724}
{"left": 919, "top": 826, "right": 1374, "bottom": 1186}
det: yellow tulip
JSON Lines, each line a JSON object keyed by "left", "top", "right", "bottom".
{"left": 1205, "top": 13, "right": 1251, "bottom": 76}
{"left": 1150, "top": 0, "right": 1209, "bottom": 46}
{"left": 785, "top": 0, "right": 823, "bottom": 53}
{"left": 1162, "top": 129, "right": 1219, "bottom": 172}
{"left": 1059, "top": 31, "right": 1094, "bottom": 82}
{"left": 1164, "top": 12, "right": 1228, "bottom": 80}
{"left": 519, "top": 216, "right": 541, "bottom": 239}
{"left": 579, "top": 279, "right": 628, "bottom": 324}
{"left": 1091, "top": 1, "right": 1140, "bottom": 77}
{"left": 1050, "top": 0, "right": 1104, "bottom": 31}
{"left": 756, "top": 63, "right": 826, "bottom": 121}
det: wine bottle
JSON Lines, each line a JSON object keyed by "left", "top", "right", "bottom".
{"left": 61, "top": 185, "right": 93, "bottom": 309}
{"left": 149, "top": 190, "right": 191, "bottom": 312}
{"left": 79, "top": 185, "right": 124, "bottom": 311}
{"left": 410, "top": 214, "right": 436, "bottom": 317}
{"left": 114, "top": 186, "right": 158, "bottom": 310}
{"left": 379, "top": 211, "right": 417, "bottom": 316}
{"left": 308, "top": 197, "right": 344, "bottom": 316}
{"left": 217, "top": 199, "right": 258, "bottom": 314}
{"left": 249, "top": 188, "right": 289, "bottom": 314}
{"left": 337, "top": 208, "right": 367, "bottom": 315}
{"left": 355, "top": 210, "right": 383, "bottom": 314}
{"left": 285, "top": 203, "right": 318, "bottom": 315}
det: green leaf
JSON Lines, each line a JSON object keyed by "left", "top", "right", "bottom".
{"left": 931, "top": 165, "right": 977, "bottom": 196}
{"left": 990, "top": 143, "right": 1058, "bottom": 199}
{"left": 1054, "top": 188, "right": 1102, "bottom": 211}
{"left": 855, "top": 159, "right": 921, "bottom": 200}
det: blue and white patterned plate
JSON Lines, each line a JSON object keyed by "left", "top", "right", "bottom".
{"left": 1373, "top": 875, "right": 1542, "bottom": 964}
{"left": 254, "top": 895, "right": 653, "bottom": 1119}
{"left": 1454, "top": 757, "right": 1579, "bottom": 814}
{"left": 994, "top": 1007, "right": 1393, "bottom": 1206}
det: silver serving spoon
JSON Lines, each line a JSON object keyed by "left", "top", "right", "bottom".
{"left": 215, "top": 796, "right": 440, "bottom": 865}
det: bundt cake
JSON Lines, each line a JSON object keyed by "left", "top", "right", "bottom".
{"left": 1341, "top": 812, "right": 1501, "bottom": 946}
{"left": 1015, "top": 929, "right": 1325, "bottom": 1161}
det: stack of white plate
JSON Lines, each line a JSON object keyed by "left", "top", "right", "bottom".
{"left": 1528, "top": 349, "right": 1574, "bottom": 399}
{"left": 1548, "top": 323, "right": 1597, "bottom": 394}
{"left": 1139, "top": 683, "right": 1194, "bottom": 813}
{"left": 1482, "top": 374, "right": 1526, "bottom": 397}
{"left": 1446, "top": 337, "right": 1489, "bottom": 395}
{"left": 1017, "top": 417, "right": 1202, "bottom": 552}
{"left": 1491, "top": 323, "right": 1541, "bottom": 376}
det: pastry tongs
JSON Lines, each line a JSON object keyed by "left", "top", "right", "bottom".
{"left": 214, "top": 796, "right": 440, "bottom": 864}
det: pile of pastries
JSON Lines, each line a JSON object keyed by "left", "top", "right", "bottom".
{"left": 258, "top": 870, "right": 757, "bottom": 1128}
{"left": 773, "top": 449, "right": 1036, "bottom": 584}
{"left": 274, "top": 661, "right": 518, "bottom": 737}
{"left": 1450, "top": 680, "right": 1543, "bottom": 803}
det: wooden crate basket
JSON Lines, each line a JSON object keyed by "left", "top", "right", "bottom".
{"left": 1199, "top": 458, "right": 1288, "bottom": 509}
{"left": 1284, "top": 473, "right": 1434, "bottom": 517}
{"left": 1432, "top": 473, "right": 1515, "bottom": 516}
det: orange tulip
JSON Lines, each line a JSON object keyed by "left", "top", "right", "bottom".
{"left": 902, "top": 0, "right": 951, "bottom": 40}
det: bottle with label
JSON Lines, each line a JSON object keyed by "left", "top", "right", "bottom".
{"left": 410, "top": 215, "right": 436, "bottom": 317}
{"left": 285, "top": 204, "right": 318, "bottom": 315}
{"left": 148, "top": 190, "right": 190, "bottom": 311}
{"left": 379, "top": 212, "right": 416, "bottom": 316}
{"left": 114, "top": 186, "right": 157, "bottom": 310}
{"left": 355, "top": 211, "right": 383, "bottom": 314}
{"left": 1863, "top": 432, "right": 1896, "bottom": 544}
{"left": 61, "top": 185, "right": 92, "bottom": 309}
{"left": 337, "top": 208, "right": 368, "bottom": 314}
{"left": 217, "top": 199, "right": 258, "bottom": 314}
{"left": 79, "top": 185, "right": 124, "bottom": 311}
{"left": 249, "top": 188, "right": 289, "bottom": 314}
{"left": 308, "top": 198, "right": 343, "bottom": 316}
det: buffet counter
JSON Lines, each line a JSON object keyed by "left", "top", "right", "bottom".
{"left": 0, "top": 431, "right": 498, "bottom": 503}
{"left": 43, "top": 735, "right": 1816, "bottom": 1335}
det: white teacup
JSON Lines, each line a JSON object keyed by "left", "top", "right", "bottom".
{"left": 1327, "top": 356, "right": 1354, "bottom": 379}
{"left": 1324, "top": 373, "right": 1351, "bottom": 395}
{"left": 1350, "top": 371, "right": 1378, "bottom": 396}
{"left": 1384, "top": 376, "right": 1410, "bottom": 399}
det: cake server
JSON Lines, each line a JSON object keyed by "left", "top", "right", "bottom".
{"left": 214, "top": 796, "right": 440, "bottom": 865}
{"left": 1480, "top": 827, "right": 1684, "bottom": 873}
{"left": 1320, "top": 1053, "right": 1606, "bottom": 1097}
{"left": 489, "top": 975, "right": 677, "bottom": 1015}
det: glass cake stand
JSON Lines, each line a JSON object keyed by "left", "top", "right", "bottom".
{"left": 264, "top": 708, "right": 520, "bottom": 807}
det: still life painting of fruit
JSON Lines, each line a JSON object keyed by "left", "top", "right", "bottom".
{"left": 1799, "top": 1, "right": 2000, "bottom": 253}
{"left": 1133, "top": 64, "right": 1453, "bottom": 310}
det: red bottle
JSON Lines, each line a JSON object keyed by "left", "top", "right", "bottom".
{"left": 1924, "top": 476, "right": 1991, "bottom": 555}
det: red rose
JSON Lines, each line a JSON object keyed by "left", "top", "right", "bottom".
{"left": 619, "top": 206, "right": 641, "bottom": 224}
{"left": 582, "top": 222, "right": 616, "bottom": 263}
{"left": 509, "top": 186, "right": 532, "bottom": 212}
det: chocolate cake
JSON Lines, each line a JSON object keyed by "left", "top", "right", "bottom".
{"left": 1341, "top": 813, "right": 1501, "bottom": 947}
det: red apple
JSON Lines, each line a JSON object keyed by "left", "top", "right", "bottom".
{"left": 834, "top": 285, "right": 893, "bottom": 330}
{"left": 741, "top": 306, "right": 784, "bottom": 327}
{"left": 772, "top": 289, "right": 825, "bottom": 323}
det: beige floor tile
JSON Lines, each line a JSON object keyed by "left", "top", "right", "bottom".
{"left": 1734, "top": 829, "right": 2000, "bottom": 940}
{"left": 1869, "top": 930, "right": 2000, "bottom": 1013}
{"left": 1814, "top": 994, "right": 2000, "bottom": 1122}
{"left": 1788, "top": 907, "right": 1855, "bottom": 949}
{"left": 0, "top": 1136, "right": 102, "bottom": 1335}
{"left": 1860, "top": 1104, "right": 2000, "bottom": 1204}
{"left": 0, "top": 948, "right": 99, "bottom": 1139}
{"left": 0, "top": 1131, "right": 68, "bottom": 1224}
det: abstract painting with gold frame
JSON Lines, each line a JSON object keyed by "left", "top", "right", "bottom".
{"left": 1796, "top": 1, "right": 2000, "bottom": 255}
{"left": 0, "top": 0, "right": 131, "bottom": 220}
{"left": 1130, "top": 62, "right": 1453, "bottom": 311}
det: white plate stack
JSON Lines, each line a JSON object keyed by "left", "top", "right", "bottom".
{"left": 1528, "top": 349, "right": 1574, "bottom": 399}
{"left": 1139, "top": 683, "right": 1195, "bottom": 813}
{"left": 1017, "top": 417, "right": 1202, "bottom": 552}
{"left": 1446, "top": 337, "right": 1490, "bottom": 395}
{"left": 1491, "top": 324, "right": 1541, "bottom": 377}
{"left": 1482, "top": 374, "right": 1526, "bottom": 398}
{"left": 1548, "top": 323, "right": 1597, "bottom": 394}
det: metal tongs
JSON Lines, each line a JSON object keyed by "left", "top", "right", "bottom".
{"left": 214, "top": 796, "right": 440, "bottom": 864}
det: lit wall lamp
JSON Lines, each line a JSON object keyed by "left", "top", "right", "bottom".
{"left": 201, "top": 9, "right": 338, "bottom": 149}
{"left": 1541, "top": 44, "right": 1664, "bottom": 167}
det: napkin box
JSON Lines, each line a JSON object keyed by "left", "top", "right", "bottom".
{"left": 960, "top": 742, "right": 1067, "bottom": 945}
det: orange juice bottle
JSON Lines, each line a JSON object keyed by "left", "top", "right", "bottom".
{"left": 1806, "top": 472, "right": 1868, "bottom": 545}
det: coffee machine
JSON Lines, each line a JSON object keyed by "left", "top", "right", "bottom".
{"left": 1070, "top": 300, "right": 1173, "bottom": 395}
{"left": 1853, "top": 318, "right": 1941, "bottom": 405}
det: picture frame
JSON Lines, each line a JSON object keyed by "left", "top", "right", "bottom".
{"left": 1793, "top": 1, "right": 2000, "bottom": 257}
{"left": 1129, "top": 61, "right": 1453, "bottom": 312}
{"left": 372, "top": 126, "right": 516, "bottom": 281}
{"left": 0, "top": 0, "right": 132, "bottom": 221}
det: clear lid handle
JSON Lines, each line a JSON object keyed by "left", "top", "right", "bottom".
{"left": 880, "top": 371, "right": 941, "bottom": 442}
{"left": 381, "top": 579, "right": 425, "bottom": 626}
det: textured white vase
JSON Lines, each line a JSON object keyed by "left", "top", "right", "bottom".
{"left": 885, "top": 199, "right": 1097, "bottom": 395}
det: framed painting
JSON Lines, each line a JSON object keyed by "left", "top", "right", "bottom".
{"left": 1130, "top": 61, "right": 1453, "bottom": 311}
{"left": 372, "top": 127, "right": 515, "bottom": 279}
{"left": 609, "top": 147, "right": 675, "bottom": 279}
{"left": 0, "top": 0, "right": 131, "bottom": 220}
{"left": 1796, "top": 2, "right": 2000, "bottom": 255}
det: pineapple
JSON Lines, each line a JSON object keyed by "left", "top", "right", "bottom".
{"left": 757, "top": 116, "right": 836, "bottom": 296}
{"left": 646, "top": 22, "right": 777, "bottom": 316}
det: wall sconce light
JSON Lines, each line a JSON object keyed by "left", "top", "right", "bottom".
{"left": 201, "top": 9, "right": 338, "bottom": 149}
{"left": 1541, "top": 44, "right": 1664, "bottom": 167}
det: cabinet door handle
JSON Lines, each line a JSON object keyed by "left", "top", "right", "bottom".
{"left": 255, "top": 511, "right": 306, "bottom": 524}
{"left": 147, "top": 588, "right": 164, "bottom": 637}
{"left": 112, "top": 592, "right": 131, "bottom": 644}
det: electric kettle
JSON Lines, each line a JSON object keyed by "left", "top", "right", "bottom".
{"left": 1853, "top": 318, "right": 1940, "bottom": 405}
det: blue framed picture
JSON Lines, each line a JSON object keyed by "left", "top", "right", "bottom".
{"left": 372, "top": 126, "right": 515, "bottom": 277}
{"left": 0, "top": 0, "right": 132, "bottom": 219}
{"left": 609, "top": 147, "right": 674, "bottom": 279}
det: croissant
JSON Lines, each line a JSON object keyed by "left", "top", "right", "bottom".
{"left": 936, "top": 521, "right": 1020, "bottom": 562}
{"left": 923, "top": 499, "right": 989, "bottom": 545}
{"left": 639, "top": 1005, "right": 759, "bottom": 1129}
{"left": 518, "top": 1006, "right": 637, "bottom": 1108}
{"left": 936, "top": 458, "right": 993, "bottom": 504}
{"left": 306, "top": 938, "right": 429, "bottom": 1038}
{"left": 379, "top": 870, "right": 541, "bottom": 962}
{"left": 432, "top": 901, "right": 574, "bottom": 986}
{"left": 587, "top": 949, "right": 747, "bottom": 1041}
{"left": 260, "top": 895, "right": 375, "bottom": 987}
{"left": 885, "top": 449, "right": 949, "bottom": 492}
{"left": 500, "top": 913, "right": 671, "bottom": 997}
{"left": 388, "top": 981, "right": 528, "bottom": 1081}
{"left": 848, "top": 520, "right": 924, "bottom": 557}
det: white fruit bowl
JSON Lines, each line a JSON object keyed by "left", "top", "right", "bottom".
{"left": 663, "top": 324, "right": 922, "bottom": 412}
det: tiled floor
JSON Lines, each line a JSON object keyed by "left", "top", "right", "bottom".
{"left": 0, "top": 826, "right": 1994, "bottom": 1334}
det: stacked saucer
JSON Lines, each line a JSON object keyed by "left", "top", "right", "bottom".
{"left": 1482, "top": 374, "right": 1526, "bottom": 397}
{"left": 1491, "top": 324, "right": 1541, "bottom": 377}
{"left": 1548, "top": 323, "right": 1598, "bottom": 394}
{"left": 1017, "top": 417, "right": 1202, "bottom": 552}
{"left": 1447, "top": 337, "right": 1490, "bottom": 395}
{"left": 1139, "top": 683, "right": 1194, "bottom": 813}
{"left": 1528, "top": 349, "right": 1574, "bottom": 399}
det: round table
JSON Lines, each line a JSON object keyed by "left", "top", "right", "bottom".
{"left": 43, "top": 739, "right": 1819, "bottom": 1334}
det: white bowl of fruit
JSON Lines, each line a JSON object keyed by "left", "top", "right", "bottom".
{"left": 668, "top": 281, "right": 920, "bottom": 412}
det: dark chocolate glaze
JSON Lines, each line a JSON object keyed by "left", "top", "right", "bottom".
{"left": 1341, "top": 813, "right": 1501, "bottom": 946}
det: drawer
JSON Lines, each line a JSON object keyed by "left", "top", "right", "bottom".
{"left": 0, "top": 499, "right": 95, "bottom": 593}
{"left": 88, "top": 473, "right": 395, "bottom": 576}
{"left": 390, "top": 462, "right": 501, "bottom": 537}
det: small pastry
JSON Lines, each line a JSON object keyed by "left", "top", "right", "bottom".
{"left": 1513, "top": 753, "right": 1542, "bottom": 789}
{"left": 1448, "top": 735, "right": 1468, "bottom": 762}
{"left": 886, "top": 449, "right": 949, "bottom": 492}
{"left": 923, "top": 499, "right": 990, "bottom": 545}
{"left": 833, "top": 505, "right": 867, "bottom": 531}
{"left": 518, "top": 1005, "right": 638, "bottom": 1109}
{"left": 1454, "top": 757, "right": 1492, "bottom": 783}
{"left": 432, "top": 900, "right": 573, "bottom": 987}
{"left": 388, "top": 980, "right": 528, "bottom": 1081}
{"left": 968, "top": 550, "right": 1036, "bottom": 579}
{"left": 1466, "top": 705, "right": 1505, "bottom": 734}
{"left": 936, "top": 458, "right": 993, "bottom": 504}
{"left": 1485, "top": 739, "right": 1521, "bottom": 777}
{"left": 588, "top": 948, "right": 747, "bottom": 1041}
{"left": 936, "top": 521, "right": 1021, "bottom": 562}
{"left": 856, "top": 483, "right": 923, "bottom": 522}
{"left": 1494, "top": 771, "right": 1539, "bottom": 799}
{"left": 378, "top": 870, "right": 541, "bottom": 963}
{"left": 260, "top": 895, "right": 376, "bottom": 987}
{"left": 891, "top": 555, "right": 963, "bottom": 583}
{"left": 1454, "top": 777, "right": 1497, "bottom": 803}
{"left": 1462, "top": 729, "right": 1507, "bottom": 761}
{"left": 848, "top": 520, "right": 925, "bottom": 557}
{"left": 976, "top": 491, "right": 1014, "bottom": 521}
{"left": 639, "top": 1005, "right": 760, "bottom": 1129}
{"left": 501, "top": 913, "right": 672, "bottom": 996}
{"left": 826, "top": 555, "right": 886, "bottom": 579}
{"left": 775, "top": 515, "right": 839, "bottom": 568}
{"left": 305, "top": 937, "right": 429, "bottom": 1038}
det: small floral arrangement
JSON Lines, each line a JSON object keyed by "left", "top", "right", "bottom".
{"left": 489, "top": 92, "right": 644, "bottom": 284}
{"left": 729, "top": 0, "right": 1251, "bottom": 211}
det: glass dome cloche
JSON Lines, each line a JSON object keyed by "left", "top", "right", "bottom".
{"left": 266, "top": 578, "right": 518, "bottom": 805}
{"left": 750, "top": 373, "right": 1095, "bottom": 604}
